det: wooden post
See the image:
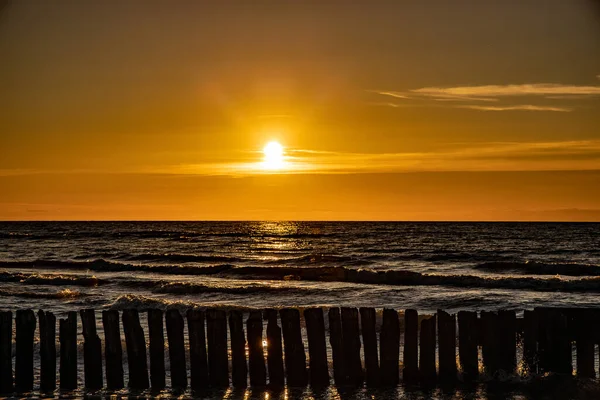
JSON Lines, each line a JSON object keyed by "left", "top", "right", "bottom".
{"left": 437, "top": 310, "right": 457, "bottom": 382}
{"left": 575, "top": 309, "right": 595, "bottom": 378}
{"left": 341, "top": 307, "right": 363, "bottom": 386}
{"left": 166, "top": 308, "right": 187, "bottom": 390}
{"left": 38, "top": 310, "right": 56, "bottom": 392}
{"left": 280, "top": 308, "right": 308, "bottom": 387}
{"left": 206, "top": 309, "right": 229, "bottom": 388}
{"left": 147, "top": 309, "right": 166, "bottom": 390}
{"left": 457, "top": 311, "right": 478, "bottom": 381}
{"left": 0, "top": 311, "right": 13, "bottom": 394}
{"left": 360, "top": 307, "right": 379, "bottom": 387}
{"left": 380, "top": 308, "right": 400, "bottom": 386}
{"left": 402, "top": 309, "right": 418, "bottom": 384}
{"left": 59, "top": 311, "right": 77, "bottom": 391}
{"left": 523, "top": 310, "right": 538, "bottom": 375}
{"left": 536, "top": 308, "right": 572, "bottom": 375}
{"left": 187, "top": 309, "right": 209, "bottom": 391}
{"left": 419, "top": 315, "right": 436, "bottom": 383}
{"left": 15, "top": 309, "right": 36, "bottom": 393}
{"left": 80, "top": 309, "right": 103, "bottom": 390}
{"left": 497, "top": 310, "right": 516, "bottom": 374}
{"left": 247, "top": 310, "right": 267, "bottom": 387}
{"left": 228, "top": 310, "right": 248, "bottom": 388}
{"left": 122, "top": 309, "right": 149, "bottom": 390}
{"left": 304, "top": 308, "right": 329, "bottom": 388}
{"left": 102, "top": 310, "right": 124, "bottom": 390}
{"left": 328, "top": 307, "right": 346, "bottom": 386}
{"left": 264, "top": 309, "right": 284, "bottom": 388}
{"left": 481, "top": 311, "right": 498, "bottom": 377}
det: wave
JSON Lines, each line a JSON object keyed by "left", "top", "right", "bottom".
{"left": 122, "top": 253, "right": 244, "bottom": 264}
{"left": 108, "top": 294, "right": 258, "bottom": 311}
{"left": 0, "top": 288, "right": 85, "bottom": 299}
{"left": 474, "top": 261, "right": 600, "bottom": 277}
{"left": 0, "top": 271, "right": 107, "bottom": 286}
{"left": 6, "top": 259, "right": 600, "bottom": 293}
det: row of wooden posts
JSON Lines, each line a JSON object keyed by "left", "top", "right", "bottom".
{"left": 0, "top": 307, "right": 596, "bottom": 393}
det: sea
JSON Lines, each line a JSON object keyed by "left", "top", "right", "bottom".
{"left": 1, "top": 221, "right": 600, "bottom": 399}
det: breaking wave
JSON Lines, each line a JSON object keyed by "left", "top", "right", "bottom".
{"left": 0, "top": 271, "right": 106, "bottom": 286}
{"left": 475, "top": 261, "right": 600, "bottom": 277}
{"left": 0, "top": 288, "right": 85, "bottom": 299}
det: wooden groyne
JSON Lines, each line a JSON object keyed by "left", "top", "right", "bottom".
{"left": 0, "top": 307, "right": 597, "bottom": 393}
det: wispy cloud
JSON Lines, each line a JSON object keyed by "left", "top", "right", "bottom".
{"left": 457, "top": 105, "right": 572, "bottom": 112}
{"left": 371, "top": 78, "right": 600, "bottom": 111}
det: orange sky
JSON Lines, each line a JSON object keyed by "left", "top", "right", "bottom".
{"left": 1, "top": 1, "right": 600, "bottom": 221}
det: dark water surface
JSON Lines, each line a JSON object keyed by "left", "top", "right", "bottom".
{"left": 1, "top": 221, "right": 599, "bottom": 314}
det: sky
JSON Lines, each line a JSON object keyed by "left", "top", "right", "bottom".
{"left": 1, "top": 0, "right": 599, "bottom": 221}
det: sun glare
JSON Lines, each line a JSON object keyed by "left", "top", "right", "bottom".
{"left": 262, "top": 141, "right": 285, "bottom": 170}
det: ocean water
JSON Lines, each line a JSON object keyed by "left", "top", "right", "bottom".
{"left": 1, "top": 222, "right": 600, "bottom": 399}
{"left": 1, "top": 221, "right": 599, "bottom": 315}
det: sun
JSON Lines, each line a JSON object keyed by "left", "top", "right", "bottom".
{"left": 262, "top": 141, "right": 285, "bottom": 170}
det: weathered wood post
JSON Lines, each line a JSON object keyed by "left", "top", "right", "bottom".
{"left": 280, "top": 308, "right": 308, "bottom": 387}
{"left": 341, "top": 307, "right": 363, "bottom": 386}
{"left": 122, "top": 309, "right": 150, "bottom": 390}
{"left": 228, "top": 310, "right": 247, "bottom": 388}
{"left": 419, "top": 315, "right": 436, "bottom": 383}
{"left": 59, "top": 311, "right": 78, "bottom": 390}
{"left": 80, "top": 309, "right": 103, "bottom": 390}
{"left": 328, "top": 307, "right": 346, "bottom": 386}
{"left": 15, "top": 309, "right": 36, "bottom": 393}
{"left": 206, "top": 309, "right": 229, "bottom": 388}
{"left": 38, "top": 310, "right": 56, "bottom": 392}
{"left": 380, "top": 308, "right": 400, "bottom": 386}
{"left": 437, "top": 310, "right": 457, "bottom": 382}
{"left": 523, "top": 310, "right": 538, "bottom": 375}
{"left": 481, "top": 311, "right": 498, "bottom": 377}
{"left": 402, "top": 309, "right": 418, "bottom": 384}
{"left": 187, "top": 309, "right": 209, "bottom": 391}
{"left": 166, "top": 308, "right": 187, "bottom": 390}
{"left": 536, "top": 308, "right": 572, "bottom": 375}
{"left": 360, "top": 307, "right": 379, "bottom": 387}
{"left": 247, "top": 310, "right": 267, "bottom": 387}
{"left": 147, "top": 309, "right": 166, "bottom": 390}
{"left": 264, "top": 309, "right": 284, "bottom": 388}
{"left": 0, "top": 311, "right": 13, "bottom": 394}
{"left": 102, "top": 310, "right": 124, "bottom": 390}
{"left": 497, "top": 310, "right": 516, "bottom": 374}
{"left": 575, "top": 309, "right": 595, "bottom": 378}
{"left": 304, "top": 308, "right": 329, "bottom": 388}
{"left": 457, "top": 311, "right": 478, "bottom": 381}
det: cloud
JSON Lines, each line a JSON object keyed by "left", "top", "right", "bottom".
{"left": 457, "top": 105, "right": 572, "bottom": 112}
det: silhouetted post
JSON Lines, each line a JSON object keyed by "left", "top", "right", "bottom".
{"left": 328, "top": 307, "right": 346, "bottom": 386}
{"left": 340, "top": 307, "right": 363, "bottom": 386}
{"left": 437, "top": 310, "right": 457, "bottom": 382}
{"left": 15, "top": 309, "right": 35, "bottom": 393}
{"left": 419, "top": 315, "right": 436, "bottom": 383}
{"left": 575, "top": 309, "right": 595, "bottom": 378}
{"left": 228, "top": 310, "right": 247, "bottom": 388}
{"left": 122, "top": 309, "right": 149, "bottom": 390}
{"left": 80, "top": 309, "right": 103, "bottom": 390}
{"left": 102, "top": 310, "right": 124, "bottom": 390}
{"left": 280, "top": 308, "right": 308, "bottom": 387}
{"left": 360, "top": 307, "right": 379, "bottom": 387}
{"left": 498, "top": 310, "right": 516, "bottom": 374}
{"left": 264, "top": 309, "right": 284, "bottom": 388}
{"left": 402, "top": 309, "right": 418, "bottom": 384}
{"left": 304, "top": 308, "right": 329, "bottom": 388}
{"left": 536, "top": 308, "right": 572, "bottom": 375}
{"left": 166, "top": 309, "right": 187, "bottom": 390}
{"left": 59, "top": 311, "right": 77, "bottom": 390}
{"left": 206, "top": 309, "right": 229, "bottom": 387}
{"left": 38, "top": 310, "right": 56, "bottom": 392}
{"left": 457, "top": 311, "right": 478, "bottom": 381}
{"left": 187, "top": 309, "right": 209, "bottom": 391}
{"left": 247, "top": 310, "right": 267, "bottom": 387}
{"left": 523, "top": 310, "right": 538, "bottom": 375}
{"left": 380, "top": 308, "right": 400, "bottom": 386}
{"left": 481, "top": 311, "right": 498, "bottom": 377}
{"left": 0, "top": 311, "right": 13, "bottom": 394}
{"left": 147, "top": 309, "right": 166, "bottom": 390}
